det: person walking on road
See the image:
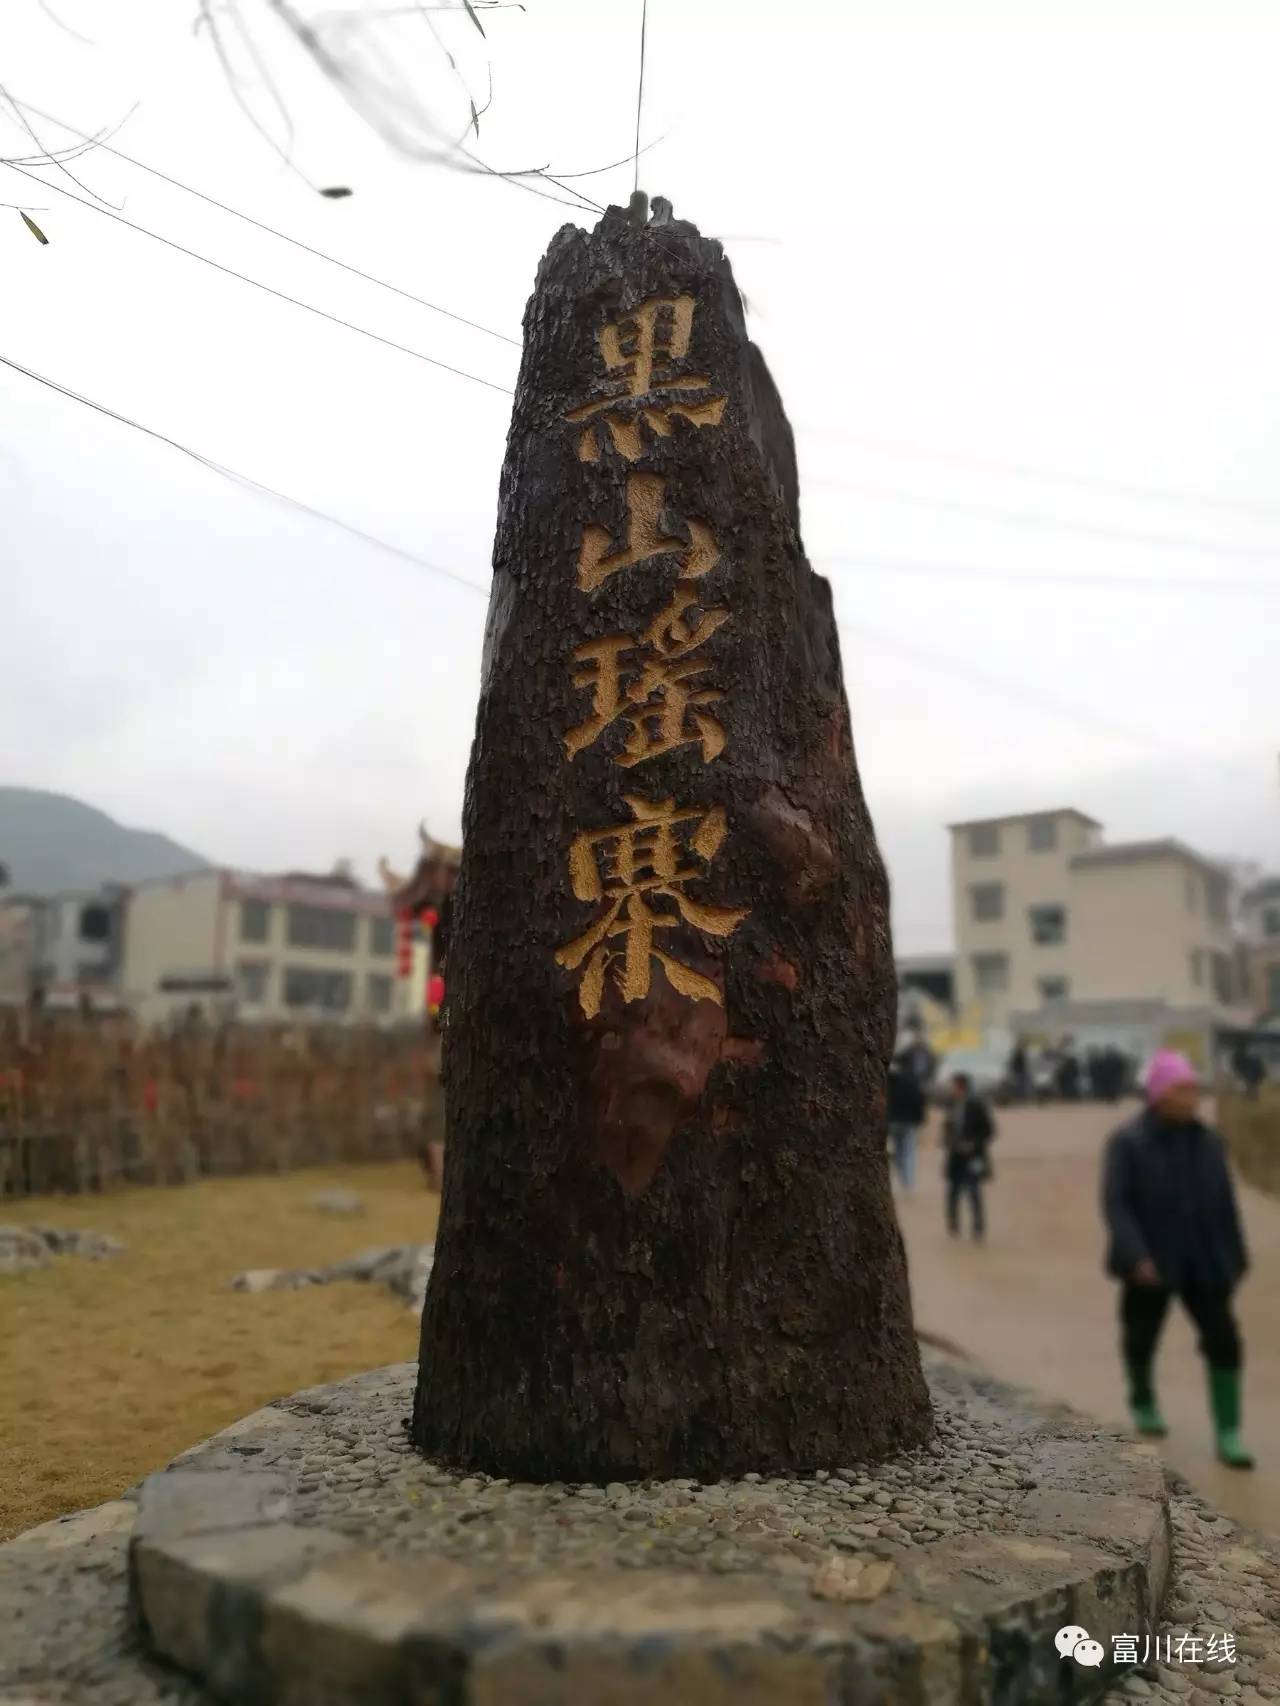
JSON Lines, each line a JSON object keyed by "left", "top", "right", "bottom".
{"left": 887, "top": 1052, "right": 926, "bottom": 1191}
{"left": 943, "top": 1072, "right": 995, "bottom": 1241}
{"left": 1102, "top": 1049, "right": 1254, "bottom": 1469}
{"left": 902, "top": 1023, "right": 937, "bottom": 1096}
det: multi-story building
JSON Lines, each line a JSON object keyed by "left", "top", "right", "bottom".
{"left": 950, "top": 808, "right": 1103, "bottom": 1019}
{"left": 120, "top": 869, "right": 426, "bottom": 1029}
{"left": 949, "top": 808, "right": 1252, "bottom": 1060}
{"left": 0, "top": 886, "right": 128, "bottom": 1010}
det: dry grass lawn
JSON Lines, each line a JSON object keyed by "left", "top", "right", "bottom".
{"left": 0, "top": 1161, "right": 438, "bottom": 1541}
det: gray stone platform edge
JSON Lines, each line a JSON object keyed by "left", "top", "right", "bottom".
{"left": 123, "top": 1362, "right": 1172, "bottom": 1706}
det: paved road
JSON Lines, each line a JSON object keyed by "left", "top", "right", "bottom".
{"left": 895, "top": 1101, "right": 1280, "bottom": 1538}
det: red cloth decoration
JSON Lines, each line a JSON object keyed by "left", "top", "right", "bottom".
{"left": 428, "top": 974, "right": 445, "bottom": 1007}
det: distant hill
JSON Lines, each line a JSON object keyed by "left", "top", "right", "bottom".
{"left": 0, "top": 788, "right": 212, "bottom": 895}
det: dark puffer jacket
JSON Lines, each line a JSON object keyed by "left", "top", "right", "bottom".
{"left": 1102, "top": 1110, "right": 1248, "bottom": 1290}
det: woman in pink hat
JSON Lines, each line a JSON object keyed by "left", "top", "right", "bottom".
{"left": 1101, "top": 1049, "right": 1252, "bottom": 1468}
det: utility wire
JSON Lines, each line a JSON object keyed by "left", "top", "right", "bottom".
{"left": 3, "top": 162, "right": 514, "bottom": 397}
{"left": 841, "top": 613, "right": 1251, "bottom": 778}
{"left": 802, "top": 426, "right": 1280, "bottom": 525}
{"left": 4, "top": 352, "right": 1262, "bottom": 782}
{"left": 812, "top": 476, "right": 1280, "bottom": 566}
{"left": 0, "top": 352, "right": 491, "bottom": 597}
{"left": 816, "top": 550, "right": 1280, "bottom": 599}
{"left": 632, "top": 0, "right": 648, "bottom": 195}
{"left": 13, "top": 96, "right": 520, "bottom": 348}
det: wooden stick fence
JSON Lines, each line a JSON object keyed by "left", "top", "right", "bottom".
{"left": 0, "top": 1010, "right": 438, "bottom": 1199}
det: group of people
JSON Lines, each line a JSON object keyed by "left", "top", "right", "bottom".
{"left": 1006, "top": 1037, "right": 1132, "bottom": 1104}
{"left": 885, "top": 1031, "right": 1255, "bottom": 1471}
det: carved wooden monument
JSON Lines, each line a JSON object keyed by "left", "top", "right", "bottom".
{"left": 413, "top": 201, "right": 933, "bottom": 1480}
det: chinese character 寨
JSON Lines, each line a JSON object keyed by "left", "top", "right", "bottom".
{"left": 565, "top": 294, "right": 727, "bottom": 463}
{"left": 564, "top": 583, "right": 730, "bottom": 768}
{"left": 555, "top": 793, "right": 748, "bottom": 1018}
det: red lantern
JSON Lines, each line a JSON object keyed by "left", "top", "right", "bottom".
{"left": 428, "top": 973, "right": 445, "bottom": 1008}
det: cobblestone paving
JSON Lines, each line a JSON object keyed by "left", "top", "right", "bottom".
{"left": 1, "top": 1356, "right": 1276, "bottom": 1704}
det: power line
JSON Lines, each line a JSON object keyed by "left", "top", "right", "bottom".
{"left": 841, "top": 613, "right": 1251, "bottom": 778}
{"left": 0, "top": 351, "right": 490, "bottom": 598}
{"left": 632, "top": 0, "right": 648, "bottom": 196}
{"left": 4, "top": 350, "right": 1262, "bottom": 785}
{"left": 12, "top": 96, "right": 520, "bottom": 348}
{"left": 3, "top": 161, "right": 514, "bottom": 398}
{"left": 801, "top": 426, "right": 1280, "bottom": 525}
{"left": 811, "top": 477, "right": 1280, "bottom": 566}
{"left": 816, "top": 550, "right": 1280, "bottom": 599}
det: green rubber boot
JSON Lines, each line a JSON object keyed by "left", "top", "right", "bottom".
{"left": 1209, "top": 1366, "right": 1255, "bottom": 1470}
{"left": 1126, "top": 1362, "right": 1168, "bottom": 1437}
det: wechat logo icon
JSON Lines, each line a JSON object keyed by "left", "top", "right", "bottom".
{"left": 1055, "top": 1625, "right": 1104, "bottom": 1668}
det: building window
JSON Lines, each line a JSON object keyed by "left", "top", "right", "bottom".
{"left": 1263, "top": 906, "right": 1280, "bottom": 940}
{"left": 1190, "top": 949, "right": 1204, "bottom": 988}
{"left": 1267, "top": 965, "right": 1280, "bottom": 1015}
{"left": 286, "top": 905, "right": 356, "bottom": 953}
{"left": 1028, "top": 904, "right": 1067, "bottom": 946}
{"left": 1211, "top": 952, "right": 1234, "bottom": 1007}
{"left": 970, "top": 882, "right": 1005, "bottom": 922}
{"left": 283, "top": 967, "right": 352, "bottom": 1012}
{"left": 1027, "top": 817, "right": 1057, "bottom": 853}
{"left": 240, "top": 900, "right": 270, "bottom": 943}
{"left": 1206, "top": 881, "right": 1230, "bottom": 928}
{"left": 968, "top": 824, "right": 1000, "bottom": 859}
{"left": 78, "top": 905, "right": 110, "bottom": 943}
{"left": 237, "top": 961, "right": 270, "bottom": 1006}
{"left": 76, "top": 961, "right": 108, "bottom": 985}
{"left": 367, "top": 973, "right": 393, "bottom": 1015}
{"left": 972, "top": 953, "right": 1009, "bottom": 995}
{"left": 1038, "top": 975, "right": 1070, "bottom": 1002}
{"left": 369, "top": 915, "right": 394, "bottom": 956}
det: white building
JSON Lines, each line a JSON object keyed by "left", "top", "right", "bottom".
{"left": 949, "top": 807, "right": 1251, "bottom": 1061}
{"left": 120, "top": 869, "right": 427, "bottom": 1029}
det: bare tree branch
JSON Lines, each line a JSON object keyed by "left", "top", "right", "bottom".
{"left": 36, "top": 0, "right": 95, "bottom": 47}
{"left": 0, "top": 84, "right": 122, "bottom": 205}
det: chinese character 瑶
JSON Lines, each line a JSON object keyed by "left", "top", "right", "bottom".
{"left": 566, "top": 294, "right": 727, "bottom": 463}
{"left": 555, "top": 793, "right": 748, "bottom": 1017}
{"left": 576, "top": 470, "right": 719, "bottom": 594}
{"left": 564, "top": 583, "right": 730, "bottom": 768}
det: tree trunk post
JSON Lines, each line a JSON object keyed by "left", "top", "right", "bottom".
{"left": 413, "top": 203, "right": 932, "bottom": 1480}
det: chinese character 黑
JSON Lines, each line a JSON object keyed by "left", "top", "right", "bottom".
{"left": 566, "top": 294, "right": 726, "bottom": 464}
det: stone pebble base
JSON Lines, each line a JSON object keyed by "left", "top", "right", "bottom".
{"left": 0, "top": 1351, "right": 1276, "bottom": 1705}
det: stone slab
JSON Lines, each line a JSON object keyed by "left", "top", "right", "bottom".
{"left": 11, "top": 1353, "right": 1275, "bottom": 1706}
{"left": 124, "top": 1355, "right": 1172, "bottom": 1704}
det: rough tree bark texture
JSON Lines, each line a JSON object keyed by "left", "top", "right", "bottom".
{"left": 413, "top": 203, "right": 933, "bottom": 1480}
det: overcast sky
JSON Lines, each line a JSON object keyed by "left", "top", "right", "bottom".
{"left": 3, "top": 0, "right": 1278, "bottom": 951}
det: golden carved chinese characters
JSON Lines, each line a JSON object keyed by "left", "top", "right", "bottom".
{"left": 565, "top": 294, "right": 727, "bottom": 464}
{"left": 577, "top": 471, "right": 720, "bottom": 593}
{"left": 564, "top": 583, "right": 730, "bottom": 767}
{"left": 555, "top": 794, "right": 748, "bottom": 1019}
{"left": 560, "top": 289, "right": 746, "bottom": 1019}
